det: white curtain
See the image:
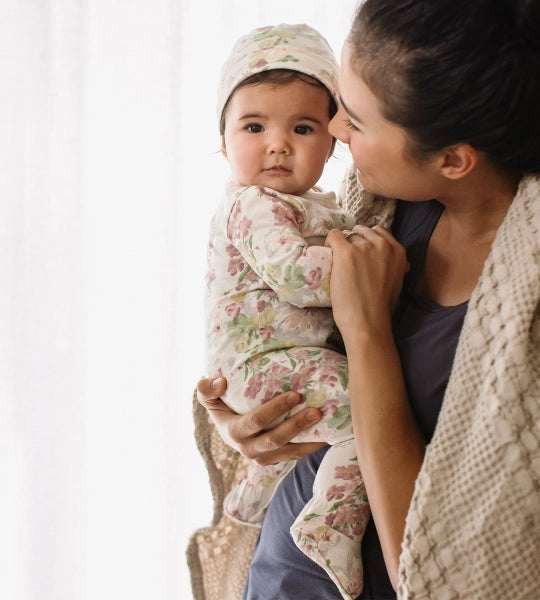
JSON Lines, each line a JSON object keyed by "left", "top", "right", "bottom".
{"left": 0, "top": 1, "right": 358, "bottom": 598}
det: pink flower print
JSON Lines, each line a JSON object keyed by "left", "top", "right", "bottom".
{"left": 277, "top": 233, "right": 289, "bottom": 247}
{"left": 334, "top": 464, "right": 361, "bottom": 481}
{"left": 258, "top": 326, "right": 275, "bottom": 341}
{"left": 327, "top": 484, "right": 347, "bottom": 502}
{"left": 245, "top": 270, "right": 259, "bottom": 283}
{"left": 232, "top": 215, "right": 252, "bottom": 239}
{"left": 321, "top": 353, "right": 344, "bottom": 369}
{"left": 227, "top": 253, "right": 246, "bottom": 277}
{"left": 270, "top": 198, "right": 304, "bottom": 227}
{"left": 245, "top": 372, "right": 264, "bottom": 400}
{"left": 304, "top": 267, "right": 323, "bottom": 290}
{"left": 224, "top": 301, "right": 244, "bottom": 319}
{"left": 288, "top": 347, "right": 312, "bottom": 361}
{"left": 257, "top": 300, "right": 266, "bottom": 313}
{"left": 230, "top": 198, "right": 243, "bottom": 221}
{"left": 290, "top": 365, "right": 318, "bottom": 391}
{"left": 261, "top": 364, "right": 291, "bottom": 399}
{"left": 315, "top": 528, "right": 339, "bottom": 555}
{"left": 255, "top": 59, "right": 268, "bottom": 68}
{"left": 351, "top": 513, "right": 370, "bottom": 538}
{"left": 325, "top": 502, "right": 367, "bottom": 539}
{"left": 319, "top": 372, "right": 338, "bottom": 388}
{"left": 319, "top": 398, "right": 340, "bottom": 417}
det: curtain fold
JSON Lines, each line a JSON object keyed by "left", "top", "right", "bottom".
{"left": 1, "top": 3, "right": 86, "bottom": 599}
{"left": 1, "top": 2, "right": 358, "bottom": 598}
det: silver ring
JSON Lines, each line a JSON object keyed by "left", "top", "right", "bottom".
{"left": 343, "top": 229, "right": 363, "bottom": 240}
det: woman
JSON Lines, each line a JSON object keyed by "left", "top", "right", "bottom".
{"left": 193, "top": 0, "right": 540, "bottom": 598}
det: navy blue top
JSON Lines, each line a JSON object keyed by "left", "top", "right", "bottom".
{"left": 243, "top": 200, "right": 468, "bottom": 600}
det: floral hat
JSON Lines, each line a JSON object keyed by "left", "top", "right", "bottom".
{"left": 217, "top": 23, "right": 339, "bottom": 129}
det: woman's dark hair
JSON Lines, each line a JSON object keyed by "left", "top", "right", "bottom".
{"left": 349, "top": 0, "right": 540, "bottom": 174}
{"left": 219, "top": 69, "right": 338, "bottom": 136}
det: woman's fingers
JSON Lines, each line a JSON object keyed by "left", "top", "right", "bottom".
{"left": 350, "top": 224, "right": 408, "bottom": 257}
{"left": 231, "top": 392, "right": 323, "bottom": 463}
{"left": 196, "top": 378, "right": 324, "bottom": 463}
{"left": 326, "top": 225, "right": 410, "bottom": 338}
{"left": 196, "top": 376, "right": 227, "bottom": 406}
{"left": 235, "top": 398, "right": 323, "bottom": 463}
{"left": 230, "top": 391, "right": 316, "bottom": 439}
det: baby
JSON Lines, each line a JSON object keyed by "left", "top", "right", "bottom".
{"left": 204, "top": 24, "right": 367, "bottom": 599}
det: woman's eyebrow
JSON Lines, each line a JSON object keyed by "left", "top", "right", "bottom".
{"left": 339, "top": 95, "right": 363, "bottom": 125}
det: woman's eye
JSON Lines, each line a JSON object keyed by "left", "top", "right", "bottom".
{"left": 294, "top": 125, "right": 313, "bottom": 135}
{"left": 344, "top": 117, "right": 360, "bottom": 132}
{"left": 246, "top": 123, "right": 264, "bottom": 133}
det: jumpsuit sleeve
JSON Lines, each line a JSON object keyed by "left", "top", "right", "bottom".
{"left": 227, "top": 186, "right": 334, "bottom": 308}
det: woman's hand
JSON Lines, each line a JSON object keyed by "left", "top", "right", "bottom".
{"left": 196, "top": 377, "right": 326, "bottom": 466}
{"left": 326, "top": 225, "right": 409, "bottom": 343}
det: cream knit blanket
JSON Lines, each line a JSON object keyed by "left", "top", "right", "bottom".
{"left": 397, "top": 173, "right": 540, "bottom": 599}
{"left": 189, "top": 166, "right": 540, "bottom": 600}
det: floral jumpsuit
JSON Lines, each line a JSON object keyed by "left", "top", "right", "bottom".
{"left": 205, "top": 181, "right": 370, "bottom": 599}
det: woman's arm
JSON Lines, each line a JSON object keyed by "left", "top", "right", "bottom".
{"left": 196, "top": 377, "right": 326, "bottom": 465}
{"left": 326, "top": 225, "right": 426, "bottom": 589}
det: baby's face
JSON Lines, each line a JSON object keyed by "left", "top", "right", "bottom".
{"left": 222, "top": 79, "right": 334, "bottom": 195}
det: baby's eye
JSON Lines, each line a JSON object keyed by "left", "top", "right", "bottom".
{"left": 246, "top": 123, "right": 264, "bottom": 133}
{"left": 294, "top": 125, "right": 313, "bottom": 135}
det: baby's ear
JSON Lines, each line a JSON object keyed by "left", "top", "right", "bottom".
{"left": 438, "top": 143, "right": 478, "bottom": 180}
{"left": 221, "top": 136, "right": 228, "bottom": 159}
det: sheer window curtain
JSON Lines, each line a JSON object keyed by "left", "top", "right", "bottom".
{"left": 1, "top": 1, "right": 358, "bottom": 598}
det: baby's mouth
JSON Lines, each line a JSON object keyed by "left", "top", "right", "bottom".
{"left": 265, "top": 165, "right": 291, "bottom": 173}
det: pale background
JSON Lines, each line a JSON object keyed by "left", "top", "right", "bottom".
{"left": 0, "top": 1, "right": 358, "bottom": 598}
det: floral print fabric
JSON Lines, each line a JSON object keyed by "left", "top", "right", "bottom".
{"left": 216, "top": 23, "right": 339, "bottom": 127}
{"left": 204, "top": 181, "right": 367, "bottom": 599}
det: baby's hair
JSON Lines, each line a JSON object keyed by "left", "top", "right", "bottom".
{"left": 349, "top": 0, "right": 540, "bottom": 174}
{"left": 219, "top": 69, "right": 338, "bottom": 136}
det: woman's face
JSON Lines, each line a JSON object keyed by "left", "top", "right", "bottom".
{"left": 329, "top": 42, "right": 442, "bottom": 201}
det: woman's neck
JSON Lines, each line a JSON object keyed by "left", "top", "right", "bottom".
{"left": 436, "top": 162, "right": 519, "bottom": 241}
{"left": 417, "top": 164, "right": 520, "bottom": 306}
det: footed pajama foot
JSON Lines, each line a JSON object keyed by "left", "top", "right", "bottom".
{"left": 290, "top": 440, "right": 370, "bottom": 600}
{"left": 224, "top": 459, "right": 297, "bottom": 525}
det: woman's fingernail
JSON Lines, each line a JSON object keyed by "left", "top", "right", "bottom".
{"left": 286, "top": 393, "right": 299, "bottom": 406}
{"left": 306, "top": 409, "right": 320, "bottom": 422}
{"left": 212, "top": 377, "right": 224, "bottom": 392}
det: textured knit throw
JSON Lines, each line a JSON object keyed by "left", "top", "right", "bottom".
{"left": 188, "top": 166, "right": 540, "bottom": 600}
{"left": 397, "top": 173, "right": 540, "bottom": 599}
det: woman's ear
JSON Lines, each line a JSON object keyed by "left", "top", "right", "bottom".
{"left": 221, "top": 136, "right": 228, "bottom": 159}
{"left": 438, "top": 144, "right": 478, "bottom": 179}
